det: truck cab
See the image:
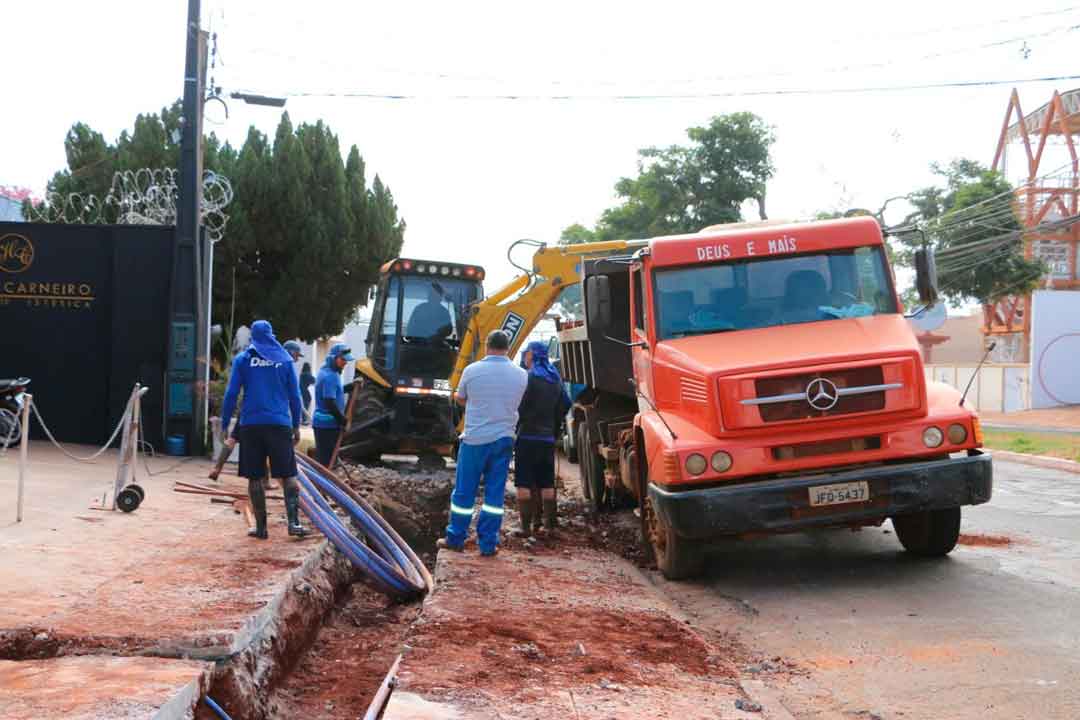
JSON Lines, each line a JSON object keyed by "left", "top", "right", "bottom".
{"left": 571, "top": 217, "right": 991, "bottom": 578}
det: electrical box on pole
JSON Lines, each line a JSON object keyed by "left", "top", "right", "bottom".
{"left": 167, "top": 0, "right": 209, "bottom": 454}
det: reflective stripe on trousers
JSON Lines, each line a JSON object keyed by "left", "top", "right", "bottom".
{"left": 444, "top": 436, "right": 513, "bottom": 553}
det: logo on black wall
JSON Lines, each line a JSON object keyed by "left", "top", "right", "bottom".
{"left": 0, "top": 234, "right": 33, "bottom": 273}
{"left": 501, "top": 312, "right": 525, "bottom": 344}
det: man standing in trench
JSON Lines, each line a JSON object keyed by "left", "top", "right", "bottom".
{"left": 219, "top": 320, "right": 309, "bottom": 539}
{"left": 514, "top": 340, "right": 571, "bottom": 537}
{"left": 439, "top": 330, "right": 527, "bottom": 557}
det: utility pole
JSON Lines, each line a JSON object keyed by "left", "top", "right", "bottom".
{"left": 165, "top": 0, "right": 208, "bottom": 454}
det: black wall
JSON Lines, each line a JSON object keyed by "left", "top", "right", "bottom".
{"left": 0, "top": 222, "right": 173, "bottom": 448}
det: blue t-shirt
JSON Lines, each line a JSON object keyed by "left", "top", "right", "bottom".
{"left": 457, "top": 355, "right": 528, "bottom": 446}
{"left": 312, "top": 364, "right": 346, "bottom": 429}
{"left": 220, "top": 349, "right": 302, "bottom": 429}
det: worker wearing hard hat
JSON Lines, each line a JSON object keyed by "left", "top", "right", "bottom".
{"left": 312, "top": 343, "right": 355, "bottom": 467}
{"left": 219, "top": 320, "right": 308, "bottom": 539}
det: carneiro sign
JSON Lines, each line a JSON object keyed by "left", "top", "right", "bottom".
{"left": 0, "top": 231, "right": 96, "bottom": 310}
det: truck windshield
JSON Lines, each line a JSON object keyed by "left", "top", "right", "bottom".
{"left": 654, "top": 246, "right": 897, "bottom": 340}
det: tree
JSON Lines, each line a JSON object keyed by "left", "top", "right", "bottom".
{"left": 33, "top": 104, "right": 405, "bottom": 344}
{"left": 565, "top": 112, "right": 775, "bottom": 243}
{"left": 893, "top": 160, "right": 1044, "bottom": 305}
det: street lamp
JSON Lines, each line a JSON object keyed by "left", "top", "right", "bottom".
{"left": 230, "top": 92, "right": 287, "bottom": 108}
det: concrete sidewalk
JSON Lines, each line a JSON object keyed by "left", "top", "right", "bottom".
{"left": 980, "top": 406, "right": 1080, "bottom": 433}
{"left": 0, "top": 442, "right": 347, "bottom": 719}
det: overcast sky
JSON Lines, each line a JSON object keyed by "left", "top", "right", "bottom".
{"left": 5, "top": 0, "right": 1079, "bottom": 293}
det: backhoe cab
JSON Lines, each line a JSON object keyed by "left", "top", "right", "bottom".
{"left": 340, "top": 258, "right": 485, "bottom": 463}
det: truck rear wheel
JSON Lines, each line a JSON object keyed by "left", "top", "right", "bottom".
{"left": 640, "top": 472, "right": 705, "bottom": 580}
{"left": 893, "top": 507, "right": 961, "bottom": 557}
{"left": 578, "top": 424, "right": 606, "bottom": 513}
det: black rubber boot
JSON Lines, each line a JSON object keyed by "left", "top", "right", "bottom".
{"left": 542, "top": 497, "right": 558, "bottom": 532}
{"left": 247, "top": 478, "right": 268, "bottom": 539}
{"left": 514, "top": 493, "right": 535, "bottom": 538}
{"left": 283, "top": 478, "right": 310, "bottom": 538}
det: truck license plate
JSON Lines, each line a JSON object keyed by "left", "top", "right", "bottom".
{"left": 808, "top": 481, "right": 869, "bottom": 507}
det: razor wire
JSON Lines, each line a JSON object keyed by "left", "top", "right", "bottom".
{"left": 27, "top": 168, "right": 233, "bottom": 243}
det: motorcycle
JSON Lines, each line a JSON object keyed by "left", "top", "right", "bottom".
{"left": 0, "top": 377, "right": 30, "bottom": 448}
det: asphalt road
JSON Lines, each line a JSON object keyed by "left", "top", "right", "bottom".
{"left": 649, "top": 457, "right": 1080, "bottom": 720}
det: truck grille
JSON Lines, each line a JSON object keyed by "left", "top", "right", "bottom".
{"left": 754, "top": 366, "right": 887, "bottom": 422}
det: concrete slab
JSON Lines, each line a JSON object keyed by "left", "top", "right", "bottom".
{"left": 0, "top": 655, "right": 210, "bottom": 720}
{"left": 0, "top": 442, "right": 321, "bottom": 658}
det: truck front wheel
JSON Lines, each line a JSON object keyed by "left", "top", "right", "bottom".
{"left": 641, "top": 485, "right": 705, "bottom": 580}
{"left": 893, "top": 507, "right": 961, "bottom": 557}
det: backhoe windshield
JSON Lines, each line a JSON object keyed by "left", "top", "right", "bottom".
{"left": 654, "top": 246, "right": 897, "bottom": 340}
{"left": 376, "top": 276, "right": 482, "bottom": 377}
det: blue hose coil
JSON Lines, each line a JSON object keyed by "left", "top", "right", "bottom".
{"left": 293, "top": 461, "right": 426, "bottom": 599}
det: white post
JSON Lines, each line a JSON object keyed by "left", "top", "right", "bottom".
{"left": 17, "top": 393, "right": 31, "bottom": 523}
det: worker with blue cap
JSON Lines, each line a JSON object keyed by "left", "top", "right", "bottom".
{"left": 283, "top": 340, "right": 304, "bottom": 363}
{"left": 220, "top": 320, "right": 307, "bottom": 539}
{"left": 312, "top": 342, "right": 355, "bottom": 467}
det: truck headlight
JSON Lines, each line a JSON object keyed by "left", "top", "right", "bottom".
{"left": 711, "top": 451, "right": 732, "bottom": 473}
{"left": 947, "top": 423, "right": 968, "bottom": 445}
{"left": 685, "top": 453, "right": 707, "bottom": 476}
{"left": 922, "top": 426, "right": 944, "bottom": 448}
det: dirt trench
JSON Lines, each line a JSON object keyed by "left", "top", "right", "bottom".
{"left": 263, "top": 459, "right": 454, "bottom": 719}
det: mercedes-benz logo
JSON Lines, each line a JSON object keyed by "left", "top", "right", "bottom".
{"left": 806, "top": 377, "right": 839, "bottom": 411}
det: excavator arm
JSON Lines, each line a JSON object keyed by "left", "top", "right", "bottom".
{"left": 450, "top": 238, "right": 647, "bottom": 389}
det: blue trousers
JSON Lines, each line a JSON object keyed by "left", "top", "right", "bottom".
{"left": 445, "top": 436, "right": 513, "bottom": 553}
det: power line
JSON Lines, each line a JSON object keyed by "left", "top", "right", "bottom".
{"left": 238, "top": 73, "right": 1080, "bottom": 102}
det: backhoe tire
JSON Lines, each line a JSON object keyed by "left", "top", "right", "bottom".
{"left": 893, "top": 507, "right": 961, "bottom": 557}
{"left": 639, "top": 468, "right": 705, "bottom": 580}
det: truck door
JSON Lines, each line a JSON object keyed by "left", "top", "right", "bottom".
{"left": 630, "top": 264, "right": 654, "bottom": 407}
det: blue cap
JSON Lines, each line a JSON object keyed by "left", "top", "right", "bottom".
{"left": 283, "top": 340, "right": 304, "bottom": 358}
{"left": 329, "top": 343, "right": 355, "bottom": 362}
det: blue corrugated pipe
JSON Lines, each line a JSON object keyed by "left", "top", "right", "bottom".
{"left": 202, "top": 696, "right": 233, "bottom": 720}
{"left": 294, "top": 457, "right": 428, "bottom": 600}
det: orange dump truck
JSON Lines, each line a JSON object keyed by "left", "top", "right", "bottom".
{"left": 558, "top": 217, "right": 992, "bottom": 579}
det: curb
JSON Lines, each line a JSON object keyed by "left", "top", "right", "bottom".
{"left": 988, "top": 449, "right": 1080, "bottom": 475}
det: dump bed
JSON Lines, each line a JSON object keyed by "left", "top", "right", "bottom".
{"left": 557, "top": 258, "right": 634, "bottom": 400}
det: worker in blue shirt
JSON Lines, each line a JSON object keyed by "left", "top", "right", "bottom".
{"left": 220, "top": 320, "right": 308, "bottom": 539}
{"left": 312, "top": 343, "right": 355, "bottom": 467}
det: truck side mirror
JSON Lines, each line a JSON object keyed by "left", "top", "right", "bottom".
{"left": 586, "top": 275, "right": 613, "bottom": 332}
{"left": 914, "top": 247, "right": 939, "bottom": 306}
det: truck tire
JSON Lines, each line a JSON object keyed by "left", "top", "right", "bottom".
{"left": 576, "top": 423, "right": 592, "bottom": 502}
{"left": 563, "top": 425, "right": 578, "bottom": 464}
{"left": 892, "top": 507, "right": 961, "bottom": 557}
{"left": 640, "top": 469, "right": 705, "bottom": 580}
{"left": 582, "top": 425, "right": 607, "bottom": 514}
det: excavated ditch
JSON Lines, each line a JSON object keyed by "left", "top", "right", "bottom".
{"left": 257, "top": 459, "right": 455, "bottom": 720}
